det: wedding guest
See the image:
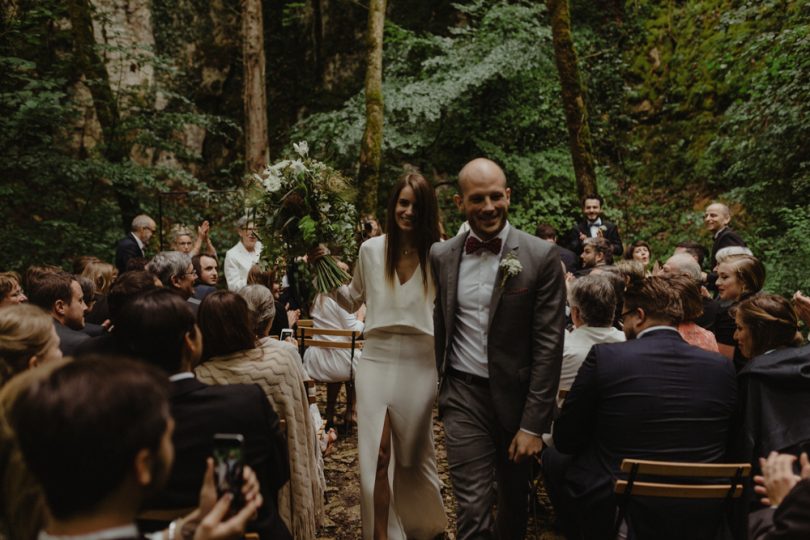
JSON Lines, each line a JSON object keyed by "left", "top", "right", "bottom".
{"left": 27, "top": 272, "right": 88, "bottom": 356}
{"left": 668, "top": 274, "right": 719, "bottom": 352}
{"left": 171, "top": 225, "right": 195, "bottom": 254}
{"left": 115, "top": 289, "right": 291, "bottom": 539}
{"left": 0, "top": 272, "right": 27, "bottom": 308}
{"left": 661, "top": 253, "right": 721, "bottom": 331}
{"left": 172, "top": 220, "right": 217, "bottom": 257}
{"left": 705, "top": 202, "right": 747, "bottom": 269}
{"left": 715, "top": 245, "right": 754, "bottom": 268}
{"left": 81, "top": 260, "right": 116, "bottom": 325}
{"left": 246, "top": 266, "right": 292, "bottom": 338}
{"left": 224, "top": 217, "right": 262, "bottom": 292}
{"left": 192, "top": 254, "right": 218, "bottom": 301}
{"left": 733, "top": 294, "right": 809, "bottom": 470}
{"left": 71, "top": 255, "right": 99, "bottom": 275}
{"left": 0, "top": 304, "right": 62, "bottom": 386}
{"left": 749, "top": 451, "right": 810, "bottom": 539}
{"left": 115, "top": 214, "right": 156, "bottom": 273}
{"left": 76, "top": 277, "right": 104, "bottom": 337}
{"left": 624, "top": 239, "right": 652, "bottom": 270}
{"left": 577, "top": 236, "right": 613, "bottom": 276}
{"left": 713, "top": 255, "right": 766, "bottom": 368}
{"left": 431, "top": 159, "right": 565, "bottom": 539}
{"left": 613, "top": 259, "right": 646, "bottom": 284}
{"left": 195, "top": 290, "right": 323, "bottom": 540}
{"left": 674, "top": 240, "right": 708, "bottom": 268}
{"left": 536, "top": 223, "right": 579, "bottom": 274}
{"left": 147, "top": 251, "right": 200, "bottom": 311}
{"left": 312, "top": 170, "right": 447, "bottom": 539}
{"left": 563, "top": 193, "right": 623, "bottom": 256}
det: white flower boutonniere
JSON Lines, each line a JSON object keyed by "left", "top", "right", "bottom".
{"left": 499, "top": 252, "right": 522, "bottom": 288}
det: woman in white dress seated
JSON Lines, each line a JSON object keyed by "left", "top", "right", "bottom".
{"left": 304, "top": 286, "right": 365, "bottom": 429}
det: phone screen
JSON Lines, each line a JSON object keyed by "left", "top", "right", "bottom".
{"left": 213, "top": 433, "right": 245, "bottom": 509}
{"left": 280, "top": 328, "right": 293, "bottom": 341}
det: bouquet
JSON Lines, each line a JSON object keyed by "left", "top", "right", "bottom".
{"left": 251, "top": 141, "right": 357, "bottom": 293}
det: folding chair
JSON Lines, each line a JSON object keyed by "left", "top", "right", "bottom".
{"left": 613, "top": 458, "right": 751, "bottom": 539}
{"left": 297, "top": 326, "right": 363, "bottom": 430}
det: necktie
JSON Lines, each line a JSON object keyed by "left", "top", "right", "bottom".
{"left": 465, "top": 236, "right": 502, "bottom": 255}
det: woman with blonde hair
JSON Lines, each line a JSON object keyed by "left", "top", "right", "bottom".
{"left": 81, "top": 260, "right": 117, "bottom": 325}
{"left": 0, "top": 304, "right": 62, "bottom": 386}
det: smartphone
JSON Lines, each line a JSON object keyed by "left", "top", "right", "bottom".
{"left": 212, "top": 433, "right": 244, "bottom": 510}
{"left": 280, "top": 328, "right": 294, "bottom": 341}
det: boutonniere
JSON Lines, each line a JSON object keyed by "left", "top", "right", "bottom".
{"left": 499, "top": 252, "right": 522, "bottom": 288}
{"left": 598, "top": 225, "right": 607, "bottom": 233}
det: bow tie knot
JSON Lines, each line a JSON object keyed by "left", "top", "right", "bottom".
{"left": 465, "top": 236, "right": 502, "bottom": 255}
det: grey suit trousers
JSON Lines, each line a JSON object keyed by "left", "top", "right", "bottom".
{"left": 439, "top": 374, "right": 532, "bottom": 540}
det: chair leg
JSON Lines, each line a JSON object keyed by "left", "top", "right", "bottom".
{"left": 325, "top": 382, "right": 340, "bottom": 428}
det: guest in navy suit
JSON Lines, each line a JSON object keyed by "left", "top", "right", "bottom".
{"left": 563, "top": 194, "right": 623, "bottom": 256}
{"left": 115, "top": 214, "right": 156, "bottom": 273}
{"left": 544, "top": 275, "right": 737, "bottom": 540}
{"left": 116, "top": 289, "right": 291, "bottom": 539}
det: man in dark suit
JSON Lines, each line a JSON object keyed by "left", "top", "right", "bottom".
{"left": 563, "top": 194, "right": 623, "bottom": 256}
{"left": 705, "top": 202, "right": 747, "bottom": 269}
{"left": 535, "top": 223, "right": 579, "bottom": 274}
{"left": 115, "top": 214, "right": 156, "bottom": 273}
{"left": 26, "top": 271, "right": 89, "bottom": 355}
{"left": 544, "top": 275, "right": 737, "bottom": 539}
{"left": 430, "top": 158, "right": 566, "bottom": 539}
{"left": 115, "top": 289, "right": 291, "bottom": 539}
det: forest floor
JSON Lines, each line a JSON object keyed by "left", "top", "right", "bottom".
{"left": 314, "top": 389, "right": 564, "bottom": 539}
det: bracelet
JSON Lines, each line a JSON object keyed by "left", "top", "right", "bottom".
{"left": 168, "top": 520, "right": 177, "bottom": 540}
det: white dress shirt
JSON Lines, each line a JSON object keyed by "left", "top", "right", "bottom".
{"left": 588, "top": 217, "right": 603, "bottom": 238}
{"left": 224, "top": 240, "right": 263, "bottom": 291}
{"left": 558, "top": 325, "right": 625, "bottom": 405}
{"left": 132, "top": 232, "right": 145, "bottom": 256}
{"left": 447, "top": 222, "right": 511, "bottom": 379}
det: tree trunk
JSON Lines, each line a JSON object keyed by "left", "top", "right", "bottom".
{"left": 357, "top": 0, "right": 386, "bottom": 217}
{"left": 547, "top": 0, "right": 598, "bottom": 199}
{"left": 312, "top": 0, "right": 324, "bottom": 84}
{"left": 243, "top": 0, "right": 269, "bottom": 173}
{"left": 67, "top": 0, "right": 141, "bottom": 233}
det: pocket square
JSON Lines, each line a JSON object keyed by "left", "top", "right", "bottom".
{"left": 505, "top": 287, "right": 529, "bottom": 295}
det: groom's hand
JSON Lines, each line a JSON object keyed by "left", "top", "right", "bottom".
{"left": 508, "top": 431, "right": 543, "bottom": 463}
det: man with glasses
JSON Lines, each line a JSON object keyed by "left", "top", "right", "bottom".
{"left": 224, "top": 216, "right": 262, "bottom": 291}
{"left": 115, "top": 214, "right": 156, "bottom": 273}
{"left": 543, "top": 275, "right": 737, "bottom": 539}
{"left": 146, "top": 251, "right": 201, "bottom": 313}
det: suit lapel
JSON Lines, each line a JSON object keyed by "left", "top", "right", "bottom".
{"left": 487, "top": 227, "right": 519, "bottom": 328}
{"left": 444, "top": 234, "right": 465, "bottom": 343}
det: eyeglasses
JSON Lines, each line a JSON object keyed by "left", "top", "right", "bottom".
{"left": 619, "top": 308, "right": 636, "bottom": 324}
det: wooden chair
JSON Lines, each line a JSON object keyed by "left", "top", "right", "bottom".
{"left": 613, "top": 458, "right": 751, "bottom": 538}
{"left": 297, "top": 319, "right": 314, "bottom": 328}
{"left": 297, "top": 326, "right": 363, "bottom": 430}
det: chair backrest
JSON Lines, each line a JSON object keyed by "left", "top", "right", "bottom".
{"left": 297, "top": 319, "right": 314, "bottom": 328}
{"left": 297, "top": 326, "right": 363, "bottom": 351}
{"left": 614, "top": 458, "right": 751, "bottom": 499}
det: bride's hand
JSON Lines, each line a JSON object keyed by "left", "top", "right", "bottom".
{"left": 307, "top": 244, "right": 330, "bottom": 264}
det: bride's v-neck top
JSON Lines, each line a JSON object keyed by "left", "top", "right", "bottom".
{"left": 331, "top": 234, "right": 435, "bottom": 337}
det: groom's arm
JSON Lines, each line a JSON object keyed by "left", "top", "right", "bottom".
{"left": 429, "top": 245, "right": 446, "bottom": 374}
{"left": 521, "top": 243, "right": 566, "bottom": 435}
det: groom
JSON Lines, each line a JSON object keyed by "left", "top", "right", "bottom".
{"left": 430, "top": 158, "right": 566, "bottom": 539}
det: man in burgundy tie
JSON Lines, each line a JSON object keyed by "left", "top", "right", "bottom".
{"left": 429, "top": 158, "right": 566, "bottom": 539}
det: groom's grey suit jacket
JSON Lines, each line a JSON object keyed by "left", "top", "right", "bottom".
{"left": 429, "top": 226, "right": 566, "bottom": 435}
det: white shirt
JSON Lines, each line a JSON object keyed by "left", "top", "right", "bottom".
{"left": 637, "top": 325, "right": 680, "bottom": 339}
{"left": 169, "top": 371, "right": 195, "bottom": 382}
{"left": 559, "top": 325, "right": 625, "bottom": 405}
{"left": 224, "top": 240, "right": 263, "bottom": 291}
{"left": 588, "top": 217, "right": 603, "bottom": 238}
{"left": 131, "top": 232, "right": 145, "bottom": 255}
{"left": 447, "top": 222, "right": 511, "bottom": 379}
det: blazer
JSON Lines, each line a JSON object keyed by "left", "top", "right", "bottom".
{"left": 749, "top": 479, "right": 810, "bottom": 540}
{"left": 115, "top": 233, "right": 144, "bottom": 274}
{"left": 554, "top": 329, "right": 737, "bottom": 537}
{"left": 53, "top": 320, "right": 89, "bottom": 356}
{"left": 710, "top": 227, "right": 747, "bottom": 269}
{"left": 429, "top": 226, "right": 566, "bottom": 435}
{"left": 150, "top": 378, "right": 291, "bottom": 539}
{"left": 564, "top": 219, "right": 623, "bottom": 256}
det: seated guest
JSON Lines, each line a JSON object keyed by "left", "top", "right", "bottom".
{"left": 247, "top": 265, "right": 292, "bottom": 337}
{"left": 733, "top": 294, "right": 810, "bottom": 469}
{"left": 71, "top": 255, "right": 99, "bottom": 275}
{"left": 27, "top": 271, "right": 88, "bottom": 356}
{"left": 195, "top": 291, "right": 323, "bottom": 539}
{"left": 304, "top": 288, "right": 365, "bottom": 429}
{"left": 557, "top": 274, "right": 624, "bottom": 405}
{"left": 0, "top": 304, "right": 62, "bottom": 386}
{"left": 624, "top": 240, "right": 652, "bottom": 271}
{"left": 224, "top": 217, "right": 262, "bottom": 292}
{"left": 749, "top": 451, "right": 810, "bottom": 539}
{"left": 674, "top": 240, "right": 708, "bottom": 269}
{"left": 115, "top": 289, "right": 291, "bottom": 539}
{"left": 74, "top": 270, "right": 160, "bottom": 356}
{"left": 715, "top": 246, "right": 754, "bottom": 268}
{"left": 77, "top": 277, "right": 105, "bottom": 337}
{"left": 545, "top": 275, "right": 736, "bottom": 540}
{"left": 588, "top": 266, "right": 627, "bottom": 329}
{"left": 191, "top": 253, "right": 219, "bottom": 301}
{"left": 577, "top": 236, "right": 613, "bottom": 276}
{"left": 10, "top": 356, "right": 261, "bottom": 540}
{"left": 536, "top": 223, "right": 579, "bottom": 274}
{"left": 147, "top": 251, "right": 200, "bottom": 311}
{"left": 713, "top": 255, "right": 766, "bottom": 368}
{"left": 661, "top": 253, "right": 720, "bottom": 331}
{"left": 613, "top": 259, "right": 646, "bottom": 283}
{"left": 0, "top": 272, "right": 27, "bottom": 308}
{"left": 81, "top": 260, "right": 116, "bottom": 325}
{"left": 668, "top": 274, "right": 719, "bottom": 353}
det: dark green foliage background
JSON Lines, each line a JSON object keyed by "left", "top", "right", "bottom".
{"left": 1, "top": 0, "right": 807, "bottom": 296}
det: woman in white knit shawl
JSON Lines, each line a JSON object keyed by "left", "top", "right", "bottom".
{"left": 195, "top": 290, "right": 323, "bottom": 540}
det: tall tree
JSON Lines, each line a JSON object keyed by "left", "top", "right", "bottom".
{"left": 67, "top": 0, "right": 141, "bottom": 232}
{"left": 243, "top": 0, "right": 269, "bottom": 173}
{"left": 546, "top": 0, "right": 597, "bottom": 199}
{"left": 357, "top": 0, "right": 386, "bottom": 216}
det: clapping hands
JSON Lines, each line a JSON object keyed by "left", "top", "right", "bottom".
{"left": 754, "top": 451, "right": 810, "bottom": 507}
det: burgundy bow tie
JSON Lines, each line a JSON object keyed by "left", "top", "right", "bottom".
{"left": 465, "top": 236, "right": 502, "bottom": 255}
